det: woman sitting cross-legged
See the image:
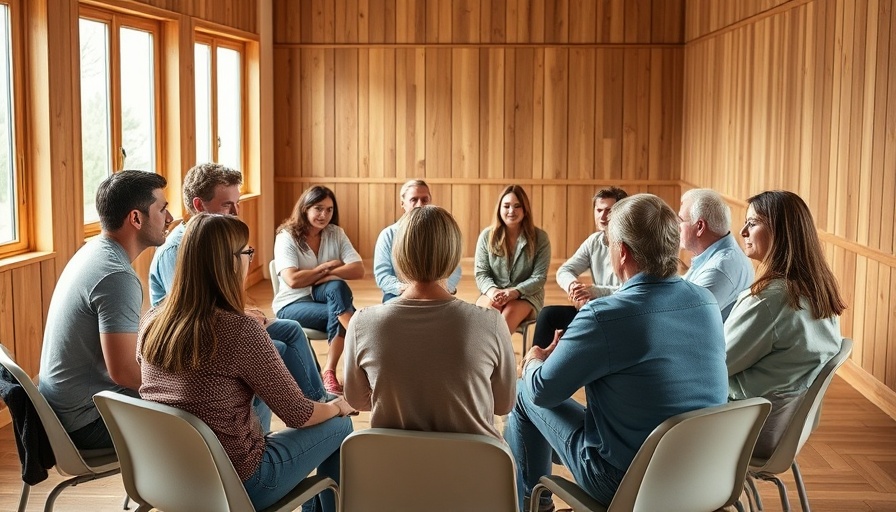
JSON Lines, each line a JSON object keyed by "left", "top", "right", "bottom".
{"left": 273, "top": 185, "right": 365, "bottom": 395}
{"left": 344, "top": 205, "right": 517, "bottom": 438}
{"left": 138, "top": 213, "right": 354, "bottom": 512}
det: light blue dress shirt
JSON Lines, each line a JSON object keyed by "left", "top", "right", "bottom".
{"left": 683, "top": 233, "right": 754, "bottom": 320}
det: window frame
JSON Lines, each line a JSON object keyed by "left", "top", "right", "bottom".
{"left": 193, "top": 31, "right": 248, "bottom": 192}
{"left": 0, "top": 0, "right": 30, "bottom": 257}
{"left": 79, "top": 5, "right": 164, "bottom": 235}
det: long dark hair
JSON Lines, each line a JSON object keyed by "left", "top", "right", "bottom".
{"left": 748, "top": 190, "right": 845, "bottom": 319}
{"left": 277, "top": 185, "right": 340, "bottom": 252}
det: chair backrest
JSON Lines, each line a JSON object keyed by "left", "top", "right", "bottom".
{"left": 0, "top": 344, "right": 100, "bottom": 477}
{"left": 269, "top": 260, "right": 280, "bottom": 295}
{"left": 755, "top": 338, "right": 853, "bottom": 473}
{"left": 610, "top": 397, "right": 771, "bottom": 512}
{"left": 93, "top": 390, "right": 255, "bottom": 512}
{"left": 339, "top": 428, "right": 519, "bottom": 512}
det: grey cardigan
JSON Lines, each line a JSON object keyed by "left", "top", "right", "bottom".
{"left": 474, "top": 227, "right": 551, "bottom": 313}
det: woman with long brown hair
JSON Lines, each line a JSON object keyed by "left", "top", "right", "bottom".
{"left": 474, "top": 185, "right": 551, "bottom": 333}
{"left": 726, "top": 190, "right": 845, "bottom": 455}
{"left": 138, "top": 213, "right": 353, "bottom": 511}
{"left": 272, "top": 186, "right": 364, "bottom": 395}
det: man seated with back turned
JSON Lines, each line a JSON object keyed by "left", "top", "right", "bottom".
{"left": 505, "top": 193, "right": 729, "bottom": 511}
{"left": 148, "top": 163, "right": 328, "bottom": 431}
{"left": 39, "top": 170, "right": 173, "bottom": 450}
{"left": 678, "top": 188, "right": 754, "bottom": 321}
{"left": 373, "top": 179, "right": 461, "bottom": 302}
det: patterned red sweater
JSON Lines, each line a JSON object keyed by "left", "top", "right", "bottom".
{"left": 137, "top": 308, "right": 314, "bottom": 480}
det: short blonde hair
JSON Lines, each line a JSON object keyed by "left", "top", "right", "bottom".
{"left": 393, "top": 205, "right": 462, "bottom": 283}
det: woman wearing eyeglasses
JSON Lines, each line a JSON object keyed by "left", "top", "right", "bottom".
{"left": 272, "top": 185, "right": 365, "bottom": 395}
{"left": 138, "top": 213, "right": 353, "bottom": 512}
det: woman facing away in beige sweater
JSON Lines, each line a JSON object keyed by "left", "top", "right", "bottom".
{"left": 343, "top": 205, "right": 517, "bottom": 438}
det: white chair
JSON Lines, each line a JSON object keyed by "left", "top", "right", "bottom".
{"left": 269, "top": 260, "right": 329, "bottom": 341}
{"left": 530, "top": 397, "right": 772, "bottom": 512}
{"left": 339, "top": 428, "right": 519, "bottom": 511}
{"left": 93, "top": 390, "right": 339, "bottom": 512}
{"left": 0, "top": 344, "right": 126, "bottom": 512}
{"left": 745, "top": 338, "right": 853, "bottom": 512}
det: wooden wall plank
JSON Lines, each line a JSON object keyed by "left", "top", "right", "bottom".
{"left": 0, "top": 272, "right": 14, "bottom": 357}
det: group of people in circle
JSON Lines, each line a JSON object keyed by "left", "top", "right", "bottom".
{"left": 40, "top": 164, "right": 844, "bottom": 512}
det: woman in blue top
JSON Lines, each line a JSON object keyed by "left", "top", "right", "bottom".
{"left": 475, "top": 185, "right": 551, "bottom": 334}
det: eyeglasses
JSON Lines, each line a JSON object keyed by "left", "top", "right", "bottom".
{"left": 238, "top": 246, "right": 255, "bottom": 262}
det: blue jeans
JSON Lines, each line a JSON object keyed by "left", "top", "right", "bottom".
{"left": 252, "top": 320, "right": 329, "bottom": 432}
{"left": 504, "top": 381, "right": 626, "bottom": 510}
{"left": 244, "top": 415, "right": 353, "bottom": 512}
{"left": 69, "top": 388, "right": 139, "bottom": 450}
{"left": 277, "top": 281, "right": 355, "bottom": 342}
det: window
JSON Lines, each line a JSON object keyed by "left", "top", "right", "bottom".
{"left": 0, "top": 0, "right": 27, "bottom": 255}
{"left": 195, "top": 35, "right": 244, "bottom": 172}
{"left": 79, "top": 8, "right": 160, "bottom": 228}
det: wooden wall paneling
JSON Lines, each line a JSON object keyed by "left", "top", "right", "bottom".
{"left": 358, "top": 48, "right": 371, "bottom": 177}
{"left": 645, "top": 185, "right": 679, "bottom": 213}
{"left": 568, "top": 48, "right": 595, "bottom": 180}
{"left": 844, "top": 0, "right": 869, "bottom": 243}
{"left": 812, "top": 0, "right": 836, "bottom": 231}
{"left": 478, "top": 184, "right": 505, "bottom": 241}
{"left": 299, "top": 48, "right": 315, "bottom": 176}
{"left": 395, "top": 0, "right": 422, "bottom": 43}
{"left": 648, "top": 49, "right": 673, "bottom": 180}
{"left": 565, "top": 185, "right": 594, "bottom": 257}
{"left": 453, "top": 0, "right": 480, "bottom": 43}
{"left": 543, "top": 0, "right": 568, "bottom": 43}
{"left": 502, "top": 48, "right": 516, "bottom": 178}
{"left": 624, "top": 0, "right": 651, "bottom": 43}
{"left": 510, "top": 48, "right": 535, "bottom": 180}
{"left": 856, "top": 0, "right": 880, "bottom": 247}
{"left": 783, "top": 10, "right": 804, "bottom": 195}
{"left": 335, "top": 49, "right": 360, "bottom": 178}
{"left": 604, "top": 0, "right": 626, "bottom": 43}
{"left": 854, "top": 255, "right": 869, "bottom": 368}
{"left": 450, "top": 184, "right": 480, "bottom": 258}
{"left": 395, "top": 48, "right": 423, "bottom": 178}
{"left": 367, "top": 0, "right": 396, "bottom": 43}
{"left": 425, "top": 0, "right": 452, "bottom": 44}
{"left": 541, "top": 185, "right": 567, "bottom": 259}
{"left": 368, "top": 48, "right": 397, "bottom": 178}
{"left": 599, "top": 49, "right": 623, "bottom": 178}
{"left": 452, "top": 48, "right": 481, "bottom": 179}
{"left": 883, "top": 0, "right": 896, "bottom": 256}
{"left": 332, "top": 183, "right": 361, "bottom": 255}
{"left": 888, "top": 267, "right": 896, "bottom": 389}
{"left": 569, "top": 0, "right": 596, "bottom": 43}
{"left": 543, "top": 48, "right": 568, "bottom": 180}
{"left": 357, "top": 0, "right": 370, "bottom": 42}
{"left": 359, "top": 184, "right": 395, "bottom": 259}
{"left": 425, "top": 48, "right": 452, "bottom": 178}
{"left": 335, "top": 0, "right": 359, "bottom": 43}
{"left": 622, "top": 49, "right": 650, "bottom": 180}
{"left": 651, "top": 0, "right": 683, "bottom": 43}
{"left": 799, "top": 2, "right": 817, "bottom": 201}
{"left": 868, "top": 0, "right": 891, "bottom": 251}
{"left": 0, "top": 272, "right": 13, "bottom": 357}
{"left": 273, "top": 49, "right": 299, "bottom": 177}
{"left": 39, "top": 259, "right": 55, "bottom": 328}
{"left": 480, "top": 48, "right": 505, "bottom": 179}
{"left": 274, "top": 183, "right": 304, "bottom": 226}
{"left": 11, "top": 265, "right": 43, "bottom": 376}
{"left": 481, "top": 0, "right": 507, "bottom": 43}
{"left": 532, "top": 49, "right": 545, "bottom": 179}
{"left": 827, "top": 0, "right": 849, "bottom": 236}
{"left": 865, "top": 259, "right": 885, "bottom": 379}
{"left": 324, "top": 49, "right": 337, "bottom": 177}
{"left": 427, "top": 182, "right": 452, "bottom": 213}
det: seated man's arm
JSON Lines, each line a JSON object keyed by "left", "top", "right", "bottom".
{"left": 688, "top": 267, "right": 736, "bottom": 311}
{"left": 100, "top": 333, "right": 142, "bottom": 390}
{"left": 373, "top": 227, "right": 403, "bottom": 296}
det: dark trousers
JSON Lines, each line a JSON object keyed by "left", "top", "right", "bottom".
{"left": 532, "top": 305, "right": 580, "bottom": 348}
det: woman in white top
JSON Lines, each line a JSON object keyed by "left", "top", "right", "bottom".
{"left": 273, "top": 186, "right": 364, "bottom": 395}
{"left": 725, "top": 190, "right": 845, "bottom": 456}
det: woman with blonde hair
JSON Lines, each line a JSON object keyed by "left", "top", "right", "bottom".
{"left": 726, "top": 190, "right": 845, "bottom": 456}
{"left": 139, "top": 213, "right": 353, "bottom": 512}
{"left": 273, "top": 185, "right": 364, "bottom": 395}
{"left": 344, "top": 206, "right": 516, "bottom": 438}
{"left": 475, "top": 185, "right": 551, "bottom": 333}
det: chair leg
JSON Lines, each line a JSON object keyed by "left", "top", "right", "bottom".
{"left": 734, "top": 498, "right": 746, "bottom": 512}
{"left": 791, "top": 461, "right": 811, "bottom": 512}
{"left": 17, "top": 482, "right": 30, "bottom": 512}
{"left": 745, "top": 475, "right": 762, "bottom": 512}
{"left": 44, "top": 469, "right": 122, "bottom": 512}
{"left": 122, "top": 495, "right": 131, "bottom": 510}
{"left": 766, "top": 475, "right": 791, "bottom": 512}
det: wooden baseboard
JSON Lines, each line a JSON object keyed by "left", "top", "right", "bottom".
{"left": 838, "top": 360, "right": 896, "bottom": 422}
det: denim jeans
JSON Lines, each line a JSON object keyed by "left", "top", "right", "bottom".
{"left": 244, "top": 416, "right": 353, "bottom": 512}
{"left": 276, "top": 280, "right": 355, "bottom": 342}
{"left": 69, "top": 388, "right": 139, "bottom": 450}
{"left": 267, "top": 319, "right": 326, "bottom": 401}
{"left": 504, "top": 381, "right": 626, "bottom": 510}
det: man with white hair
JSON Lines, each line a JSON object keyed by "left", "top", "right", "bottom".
{"left": 506, "top": 194, "right": 728, "bottom": 511}
{"left": 679, "top": 188, "right": 754, "bottom": 320}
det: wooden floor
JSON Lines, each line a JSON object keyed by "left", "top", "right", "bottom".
{"left": 1, "top": 270, "right": 895, "bottom": 511}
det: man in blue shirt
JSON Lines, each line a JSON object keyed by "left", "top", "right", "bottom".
{"left": 505, "top": 194, "right": 729, "bottom": 511}
{"left": 679, "top": 188, "right": 754, "bottom": 320}
{"left": 373, "top": 179, "right": 461, "bottom": 302}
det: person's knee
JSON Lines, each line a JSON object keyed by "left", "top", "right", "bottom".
{"left": 271, "top": 339, "right": 288, "bottom": 356}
